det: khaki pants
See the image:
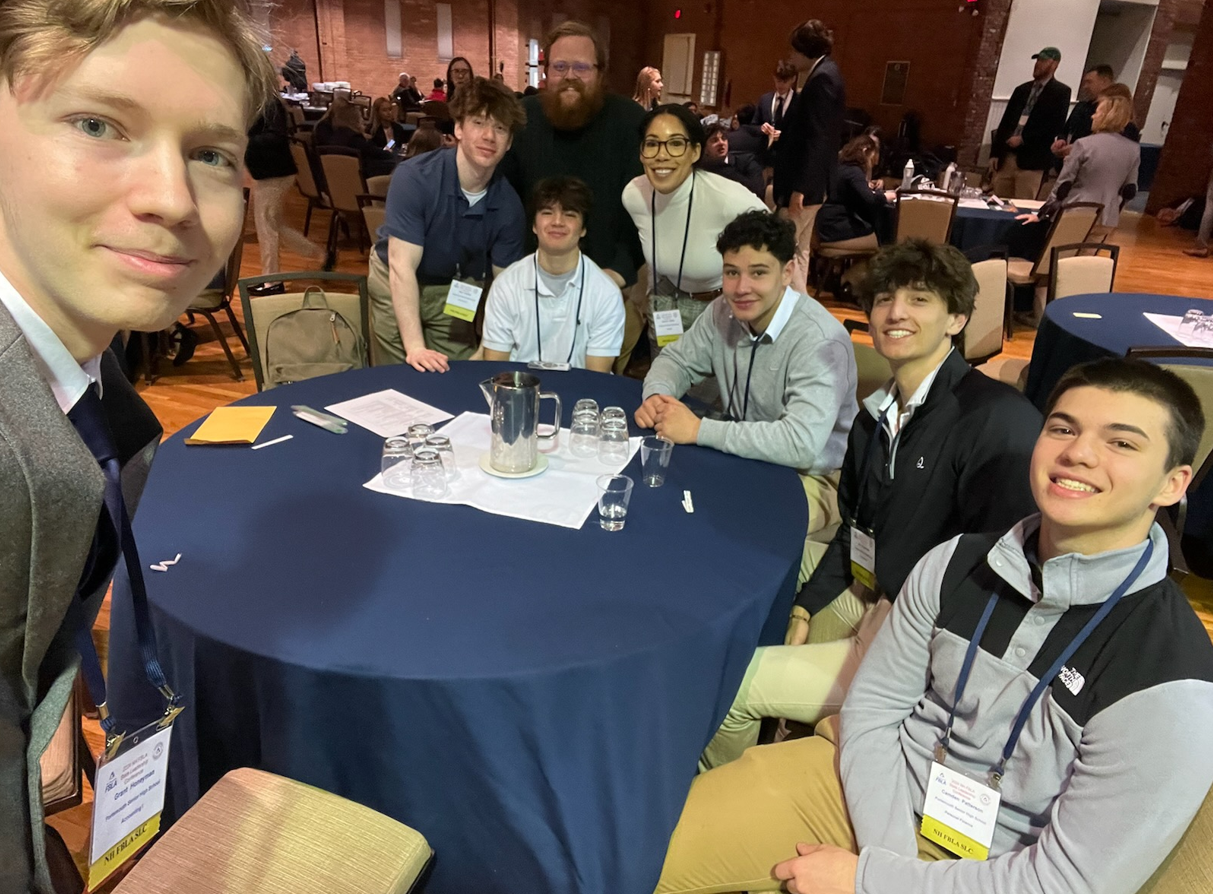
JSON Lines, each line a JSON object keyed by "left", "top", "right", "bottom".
{"left": 368, "top": 251, "right": 478, "bottom": 365}
{"left": 798, "top": 472, "right": 839, "bottom": 587}
{"left": 698, "top": 589, "right": 890, "bottom": 771}
{"left": 990, "top": 154, "right": 1045, "bottom": 201}
{"left": 658, "top": 734, "right": 951, "bottom": 893}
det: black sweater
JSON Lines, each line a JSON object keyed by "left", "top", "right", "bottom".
{"left": 796, "top": 350, "right": 1042, "bottom": 614}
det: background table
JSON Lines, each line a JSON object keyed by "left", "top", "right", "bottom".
{"left": 950, "top": 204, "right": 1020, "bottom": 253}
{"left": 108, "top": 362, "right": 806, "bottom": 894}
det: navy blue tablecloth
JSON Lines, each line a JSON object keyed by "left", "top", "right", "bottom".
{"left": 108, "top": 363, "right": 806, "bottom": 894}
{"left": 950, "top": 205, "right": 1020, "bottom": 253}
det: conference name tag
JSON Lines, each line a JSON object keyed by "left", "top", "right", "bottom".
{"left": 443, "top": 280, "right": 483, "bottom": 321}
{"left": 87, "top": 722, "right": 174, "bottom": 890}
{"left": 850, "top": 529, "right": 877, "bottom": 590}
{"left": 653, "top": 309, "right": 684, "bottom": 346}
{"left": 920, "top": 760, "right": 1000, "bottom": 861}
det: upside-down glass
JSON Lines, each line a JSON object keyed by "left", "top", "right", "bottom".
{"left": 640, "top": 435, "right": 674, "bottom": 487}
{"left": 411, "top": 448, "right": 448, "bottom": 499}
{"left": 424, "top": 434, "right": 459, "bottom": 480}
{"left": 598, "top": 418, "right": 630, "bottom": 464}
{"left": 570, "top": 404, "right": 600, "bottom": 458}
{"left": 381, "top": 437, "right": 414, "bottom": 491}
{"left": 596, "top": 474, "right": 634, "bottom": 531}
{"left": 600, "top": 406, "right": 627, "bottom": 426}
{"left": 406, "top": 423, "right": 434, "bottom": 449}
{"left": 573, "top": 398, "right": 600, "bottom": 418}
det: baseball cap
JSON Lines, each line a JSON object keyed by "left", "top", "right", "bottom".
{"left": 1032, "top": 47, "right": 1061, "bottom": 62}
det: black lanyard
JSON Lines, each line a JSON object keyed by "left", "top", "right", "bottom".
{"left": 650, "top": 172, "right": 696, "bottom": 294}
{"left": 937, "top": 538, "right": 1154, "bottom": 790}
{"left": 727, "top": 336, "right": 762, "bottom": 422}
{"left": 534, "top": 254, "right": 585, "bottom": 365}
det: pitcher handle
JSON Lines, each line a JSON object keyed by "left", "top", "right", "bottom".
{"left": 538, "top": 391, "right": 562, "bottom": 443}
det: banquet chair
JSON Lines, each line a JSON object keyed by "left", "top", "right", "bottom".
{"left": 807, "top": 207, "right": 874, "bottom": 301}
{"left": 238, "top": 271, "right": 373, "bottom": 390}
{"left": 1046, "top": 242, "right": 1119, "bottom": 306}
{"left": 1006, "top": 202, "right": 1103, "bottom": 288}
{"left": 39, "top": 683, "right": 93, "bottom": 818}
{"left": 358, "top": 194, "right": 387, "bottom": 253}
{"left": 185, "top": 189, "right": 251, "bottom": 381}
{"left": 894, "top": 190, "right": 958, "bottom": 245}
{"left": 289, "top": 137, "right": 330, "bottom": 237}
{"left": 366, "top": 174, "right": 393, "bottom": 198}
{"left": 420, "top": 99, "right": 450, "bottom": 120}
{"left": 964, "top": 255, "right": 1009, "bottom": 365}
{"left": 318, "top": 149, "right": 369, "bottom": 266}
{"left": 110, "top": 768, "right": 433, "bottom": 894}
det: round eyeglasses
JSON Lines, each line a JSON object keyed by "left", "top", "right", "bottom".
{"left": 549, "top": 61, "right": 597, "bottom": 78}
{"left": 641, "top": 137, "right": 691, "bottom": 158}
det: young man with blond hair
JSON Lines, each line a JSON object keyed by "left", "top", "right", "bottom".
{"left": 0, "top": 2, "right": 275, "bottom": 890}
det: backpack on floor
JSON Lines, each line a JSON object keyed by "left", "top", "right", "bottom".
{"left": 264, "top": 286, "right": 366, "bottom": 386}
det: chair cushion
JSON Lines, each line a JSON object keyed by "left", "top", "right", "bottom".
{"left": 1006, "top": 258, "right": 1034, "bottom": 285}
{"left": 112, "top": 768, "right": 431, "bottom": 894}
{"left": 189, "top": 289, "right": 225, "bottom": 311}
{"left": 39, "top": 698, "right": 78, "bottom": 808}
{"left": 976, "top": 358, "right": 1029, "bottom": 391}
{"left": 816, "top": 234, "right": 879, "bottom": 258}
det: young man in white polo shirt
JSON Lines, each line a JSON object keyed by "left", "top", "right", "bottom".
{"left": 481, "top": 176, "right": 625, "bottom": 372}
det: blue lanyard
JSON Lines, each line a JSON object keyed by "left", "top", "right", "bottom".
{"left": 937, "top": 537, "right": 1153, "bottom": 789}
{"left": 533, "top": 254, "right": 585, "bottom": 364}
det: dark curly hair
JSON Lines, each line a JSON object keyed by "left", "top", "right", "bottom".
{"left": 639, "top": 103, "right": 706, "bottom": 148}
{"left": 858, "top": 239, "right": 977, "bottom": 319}
{"left": 716, "top": 210, "right": 793, "bottom": 265}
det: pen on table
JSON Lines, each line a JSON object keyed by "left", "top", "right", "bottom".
{"left": 253, "top": 434, "right": 294, "bottom": 450}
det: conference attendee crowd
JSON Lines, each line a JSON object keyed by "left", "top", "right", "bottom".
{"left": 2, "top": 5, "right": 1211, "bottom": 894}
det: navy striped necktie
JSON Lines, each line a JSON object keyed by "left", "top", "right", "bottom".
{"left": 67, "top": 384, "right": 125, "bottom": 597}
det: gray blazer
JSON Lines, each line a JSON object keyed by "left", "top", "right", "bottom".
{"left": 0, "top": 305, "right": 160, "bottom": 893}
{"left": 1052, "top": 131, "right": 1140, "bottom": 227}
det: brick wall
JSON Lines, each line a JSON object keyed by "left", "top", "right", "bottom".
{"left": 956, "top": 0, "right": 1012, "bottom": 166}
{"left": 1148, "top": 0, "right": 1213, "bottom": 211}
{"left": 1134, "top": 0, "right": 1179, "bottom": 133}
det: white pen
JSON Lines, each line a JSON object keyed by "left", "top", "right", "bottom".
{"left": 253, "top": 434, "right": 294, "bottom": 450}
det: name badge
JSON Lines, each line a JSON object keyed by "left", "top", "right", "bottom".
{"left": 849, "top": 528, "right": 877, "bottom": 590}
{"left": 653, "top": 309, "right": 684, "bottom": 347}
{"left": 1017, "top": 114, "right": 1030, "bottom": 128}
{"left": 920, "top": 760, "right": 1001, "bottom": 861}
{"left": 443, "top": 279, "right": 483, "bottom": 321}
{"left": 88, "top": 721, "right": 175, "bottom": 889}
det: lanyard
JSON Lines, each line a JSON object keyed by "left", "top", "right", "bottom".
{"left": 727, "top": 336, "right": 762, "bottom": 422}
{"left": 650, "top": 172, "right": 696, "bottom": 294}
{"left": 850, "top": 405, "right": 893, "bottom": 532}
{"left": 937, "top": 538, "right": 1154, "bottom": 789}
{"left": 534, "top": 254, "right": 585, "bottom": 365}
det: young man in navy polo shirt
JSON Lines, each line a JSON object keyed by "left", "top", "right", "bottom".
{"left": 655, "top": 358, "right": 1213, "bottom": 894}
{"left": 369, "top": 77, "right": 527, "bottom": 371}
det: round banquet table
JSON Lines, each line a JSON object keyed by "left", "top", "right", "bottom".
{"left": 107, "top": 362, "right": 807, "bottom": 894}
{"left": 1024, "top": 292, "right": 1213, "bottom": 409}
{"left": 949, "top": 204, "right": 1020, "bottom": 253}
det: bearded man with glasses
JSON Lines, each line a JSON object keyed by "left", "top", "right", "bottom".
{"left": 501, "top": 21, "right": 647, "bottom": 371}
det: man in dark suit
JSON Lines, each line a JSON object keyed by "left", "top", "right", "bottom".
{"left": 753, "top": 60, "right": 799, "bottom": 168}
{"left": 990, "top": 47, "right": 1072, "bottom": 199}
{"left": 1051, "top": 63, "right": 1114, "bottom": 166}
{"left": 0, "top": 3, "right": 274, "bottom": 891}
{"left": 772, "top": 19, "right": 846, "bottom": 223}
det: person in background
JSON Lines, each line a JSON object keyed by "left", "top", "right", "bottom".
{"left": 369, "top": 96, "right": 408, "bottom": 153}
{"left": 427, "top": 77, "right": 446, "bottom": 101}
{"left": 282, "top": 47, "right": 307, "bottom": 93}
{"left": 0, "top": 1, "right": 276, "bottom": 890}
{"left": 990, "top": 47, "right": 1071, "bottom": 199}
{"left": 369, "top": 77, "right": 526, "bottom": 370}
{"left": 774, "top": 19, "right": 846, "bottom": 223}
{"left": 482, "top": 177, "right": 625, "bottom": 371}
{"left": 816, "top": 134, "right": 895, "bottom": 246}
{"left": 699, "top": 240, "right": 1041, "bottom": 772}
{"left": 698, "top": 121, "right": 765, "bottom": 199}
{"left": 391, "top": 71, "right": 423, "bottom": 111}
{"left": 246, "top": 97, "right": 325, "bottom": 287}
{"left": 682, "top": 100, "right": 701, "bottom": 118}
{"left": 446, "top": 56, "right": 474, "bottom": 104}
{"left": 1051, "top": 63, "right": 1114, "bottom": 162}
{"left": 633, "top": 65, "right": 663, "bottom": 111}
{"left": 404, "top": 124, "right": 443, "bottom": 159}
{"left": 1183, "top": 143, "right": 1213, "bottom": 259}
{"left": 501, "top": 20, "right": 647, "bottom": 372}
{"left": 313, "top": 95, "right": 396, "bottom": 178}
{"left": 623, "top": 104, "right": 768, "bottom": 367}
{"left": 755, "top": 60, "right": 798, "bottom": 169}
{"left": 655, "top": 357, "right": 1213, "bottom": 894}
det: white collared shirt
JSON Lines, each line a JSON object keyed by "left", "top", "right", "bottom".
{"left": 742, "top": 287, "right": 800, "bottom": 344}
{"left": 0, "top": 268, "right": 101, "bottom": 414}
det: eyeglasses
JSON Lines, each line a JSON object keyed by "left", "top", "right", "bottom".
{"left": 641, "top": 137, "right": 691, "bottom": 158}
{"left": 549, "top": 61, "right": 597, "bottom": 78}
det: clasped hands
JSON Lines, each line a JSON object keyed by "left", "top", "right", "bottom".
{"left": 772, "top": 842, "right": 860, "bottom": 894}
{"left": 634, "top": 394, "right": 700, "bottom": 444}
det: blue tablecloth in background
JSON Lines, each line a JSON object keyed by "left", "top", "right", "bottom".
{"left": 950, "top": 205, "right": 1020, "bottom": 253}
{"left": 109, "top": 363, "right": 806, "bottom": 894}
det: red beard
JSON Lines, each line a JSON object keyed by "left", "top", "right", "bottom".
{"left": 540, "top": 78, "right": 606, "bottom": 131}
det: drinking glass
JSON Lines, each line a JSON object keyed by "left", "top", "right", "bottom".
{"left": 424, "top": 434, "right": 459, "bottom": 480}
{"left": 573, "top": 398, "right": 599, "bottom": 418}
{"left": 601, "top": 406, "right": 627, "bottom": 427}
{"left": 640, "top": 435, "right": 674, "bottom": 487}
{"left": 381, "top": 437, "right": 414, "bottom": 491}
{"left": 570, "top": 412, "right": 600, "bottom": 458}
{"left": 598, "top": 418, "right": 630, "bottom": 464}
{"left": 596, "top": 474, "right": 634, "bottom": 531}
{"left": 411, "top": 448, "right": 448, "bottom": 499}
{"left": 406, "top": 423, "right": 434, "bottom": 449}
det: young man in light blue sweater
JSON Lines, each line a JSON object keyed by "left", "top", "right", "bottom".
{"left": 635, "top": 210, "right": 858, "bottom": 551}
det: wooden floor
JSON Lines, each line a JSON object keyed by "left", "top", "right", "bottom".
{"left": 45, "top": 194, "right": 1213, "bottom": 881}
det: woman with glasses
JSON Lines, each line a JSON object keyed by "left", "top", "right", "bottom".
{"left": 623, "top": 104, "right": 767, "bottom": 368}
{"left": 446, "top": 56, "right": 474, "bottom": 104}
